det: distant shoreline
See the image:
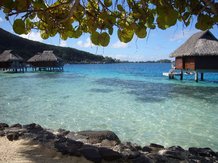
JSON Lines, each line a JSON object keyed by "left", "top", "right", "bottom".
{"left": 66, "top": 61, "right": 172, "bottom": 64}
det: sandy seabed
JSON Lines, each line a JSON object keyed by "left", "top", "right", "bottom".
{"left": 0, "top": 137, "right": 92, "bottom": 163}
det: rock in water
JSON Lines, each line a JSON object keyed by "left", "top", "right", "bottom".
{"left": 76, "top": 130, "right": 121, "bottom": 144}
{"left": 189, "top": 147, "right": 216, "bottom": 157}
{"left": 0, "top": 123, "right": 9, "bottom": 130}
{"left": 10, "top": 123, "right": 22, "bottom": 128}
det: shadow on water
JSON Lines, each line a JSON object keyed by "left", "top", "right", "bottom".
{"left": 89, "top": 88, "right": 113, "bottom": 93}
{"left": 6, "top": 73, "right": 86, "bottom": 80}
{"left": 95, "top": 78, "right": 218, "bottom": 103}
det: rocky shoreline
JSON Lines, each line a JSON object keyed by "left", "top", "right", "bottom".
{"left": 0, "top": 123, "right": 217, "bottom": 163}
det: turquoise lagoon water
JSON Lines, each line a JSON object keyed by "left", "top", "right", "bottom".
{"left": 0, "top": 63, "right": 218, "bottom": 150}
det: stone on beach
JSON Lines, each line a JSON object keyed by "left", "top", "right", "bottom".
{"left": 0, "top": 122, "right": 218, "bottom": 163}
{"left": 0, "top": 123, "right": 9, "bottom": 130}
{"left": 76, "top": 130, "right": 121, "bottom": 144}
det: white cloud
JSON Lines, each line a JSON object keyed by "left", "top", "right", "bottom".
{"left": 111, "top": 41, "right": 128, "bottom": 48}
{"left": 170, "top": 29, "right": 198, "bottom": 41}
{"left": 60, "top": 40, "right": 67, "bottom": 47}
{"left": 0, "top": 17, "right": 3, "bottom": 23}
{"left": 20, "top": 31, "right": 43, "bottom": 42}
{"left": 76, "top": 38, "right": 95, "bottom": 48}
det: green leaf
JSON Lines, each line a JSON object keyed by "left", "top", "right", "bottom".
{"left": 104, "top": 0, "right": 112, "bottom": 7}
{"left": 60, "top": 32, "right": 68, "bottom": 40}
{"left": 13, "top": 19, "right": 26, "bottom": 34}
{"left": 74, "top": 27, "right": 82, "bottom": 38}
{"left": 15, "top": 0, "right": 30, "bottom": 11}
{"left": 40, "top": 30, "right": 49, "bottom": 39}
{"left": 108, "top": 27, "right": 113, "bottom": 35}
{"left": 29, "top": 13, "right": 36, "bottom": 20}
{"left": 91, "top": 31, "right": 100, "bottom": 45}
{"left": 118, "top": 29, "right": 134, "bottom": 43}
{"left": 33, "top": 0, "right": 46, "bottom": 9}
{"left": 157, "top": 6, "right": 178, "bottom": 29}
{"left": 99, "top": 32, "right": 110, "bottom": 47}
{"left": 117, "top": 4, "right": 124, "bottom": 11}
{"left": 196, "top": 14, "right": 213, "bottom": 30}
{"left": 135, "top": 26, "right": 147, "bottom": 38}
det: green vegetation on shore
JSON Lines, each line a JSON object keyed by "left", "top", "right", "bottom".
{"left": 139, "top": 59, "right": 172, "bottom": 63}
{"left": 120, "top": 59, "right": 172, "bottom": 63}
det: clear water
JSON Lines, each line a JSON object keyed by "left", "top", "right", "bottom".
{"left": 0, "top": 63, "right": 218, "bottom": 150}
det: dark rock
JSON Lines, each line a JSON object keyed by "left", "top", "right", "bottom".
{"left": 0, "top": 131, "right": 5, "bottom": 137}
{"left": 23, "top": 123, "right": 37, "bottom": 129}
{"left": 135, "top": 145, "right": 142, "bottom": 151}
{"left": 57, "top": 128, "right": 70, "bottom": 136}
{"left": 112, "top": 144, "right": 125, "bottom": 153}
{"left": 54, "top": 137, "right": 83, "bottom": 156}
{"left": 159, "top": 149, "right": 187, "bottom": 160}
{"left": 122, "top": 149, "right": 140, "bottom": 159}
{"left": 123, "top": 142, "right": 139, "bottom": 151}
{"left": 34, "top": 131, "right": 56, "bottom": 143}
{"left": 23, "top": 123, "right": 43, "bottom": 133}
{"left": 77, "top": 130, "right": 120, "bottom": 144}
{"left": 158, "top": 146, "right": 188, "bottom": 160}
{"left": 79, "top": 146, "right": 102, "bottom": 163}
{"left": 131, "top": 155, "right": 152, "bottom": 163}
{"left": 66, "top": 132, "right": 88, "bottom": 143}
{"left": 142, "top": 146, "right": 153, "bottom": 153}
{"left": 0, "top": 123, "right": 9, "bottom": 130}
{"left": 147, "top": 153, "right": 168, "bottom": 163}
{"left": 150, "top": 143, "right": 164, "bottom": 149}
{"left": 188, "top": 155, "right": 214, "bottom": 163}
{"left": 168, "top": 146, "right": 185, "bottom": 151}
{"left": 4, "top": 128, "right": 27, "bottom": 139}
{"left": 99, "top": 147, "right": 122, "bottom": 161}
{"left": 10, "top": 123, "right": 22, "bottom": 128}
{"left": 6, "top": 132, "right": 19, "bottom": 141}
{"left": 101, "top": 139, "right": 118, "bottom": 147}
{"left": 189, "top": 147, "right": 216, "bottom": 157}
{"left": 45, "top": 132, "right": 56, "bottom": 140}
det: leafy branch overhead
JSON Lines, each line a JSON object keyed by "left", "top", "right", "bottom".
{"left": 0, "top": 0, "right": 217, "bottom": 46}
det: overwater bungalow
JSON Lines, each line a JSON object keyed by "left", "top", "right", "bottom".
{"left": 0, "top": 50, "right": 25, "bottom": 72}
{"left": 169, "top": 30, "right": 218, "bottom": 82}
{"left": 27, "top": 50, "right": 64, "bottom": 71}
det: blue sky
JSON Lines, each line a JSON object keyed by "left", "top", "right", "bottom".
{"left": 0, "top": 10, "right": 217, "bottom": 61}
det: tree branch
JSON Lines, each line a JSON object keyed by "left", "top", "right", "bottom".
{"left": 202, "top": 0, "right": 218, "bottom": 15}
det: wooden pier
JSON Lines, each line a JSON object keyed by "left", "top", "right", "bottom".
{"left": 163, "top": 69, "right": 208, "bottom": 82}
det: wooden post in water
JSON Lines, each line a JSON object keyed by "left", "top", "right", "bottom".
{"left": 195, "top": 72, "right": 198, "bottom": 82}
{"left": 200, "top": 73, "right": 204, "bottom": 81}
{"left": 180, "top": 70, "right": 183, "bottom": 80}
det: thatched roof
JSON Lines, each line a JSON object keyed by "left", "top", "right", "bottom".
{"left": 27, "top": 51, "right": 62, "bottom": 62}
{"left": 170, "top": 30, "right": 218, "bottom": 57}
{"left": 27, "top": 53, "right": 40, "bottom": 62}
{"left": 0, "top": 50, "right": 23, "bottom": 62}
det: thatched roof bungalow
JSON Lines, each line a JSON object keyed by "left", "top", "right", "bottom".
{"left": 171, "top": 30, "right": 218, "bottom": 71}
{"left": 27, "top": 50, "right": 64, "bottom": 71}
{"left": 170, "top": 30, "right": 218, "bottom": 81}
{"left": 0, "top": 50, "right": 24, "bottom": 71}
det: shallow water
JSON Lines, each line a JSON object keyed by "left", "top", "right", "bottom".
{"left": 0, "top": 63, "right": 218, "bottom": 150}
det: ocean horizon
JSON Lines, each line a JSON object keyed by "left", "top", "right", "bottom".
{"left": 0, "top": 63, "right": 218, "bottom": 151}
